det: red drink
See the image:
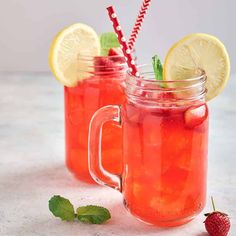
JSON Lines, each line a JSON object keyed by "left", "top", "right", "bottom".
{"left": 88, "top": 66, "right": 209, "bottom": 226}
{"left": 122, "top": 101, "right": 208, "bottom": 226}
{"left": 65, "top": 56, "right": 126, "bottom": 183}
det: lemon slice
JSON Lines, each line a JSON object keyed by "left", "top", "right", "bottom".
{"left": 164, "top": 33, "right": 230, "bottom": 101}
{"left": 49, "top": 23, "right": 100, "bottom": 87}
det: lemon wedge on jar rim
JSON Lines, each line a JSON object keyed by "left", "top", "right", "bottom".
{"left": 49, "top": 23, "right": 100, "bottom": 87}
{"left": 163, "top": 33, "right": 230, "bottom": 101}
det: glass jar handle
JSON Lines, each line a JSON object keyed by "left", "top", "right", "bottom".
{"left": 88, "top": 105, "right": 122, "bottom": 191}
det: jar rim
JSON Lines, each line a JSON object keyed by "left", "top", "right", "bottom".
{"left": 127, "top": 64, "right": 206, "bottom": 84}
{"left": 77, "top": 54, "right": 126, "bottom": 60}
{"left": 77, "top": 54, "right": 128, "bottom": 75}
{"left": 125, "top": 64, "right": 207, "bottom": 107}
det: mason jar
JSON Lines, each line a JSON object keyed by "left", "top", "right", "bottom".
{"left": 88, "top": 65, "right": 209, "bottom": 226}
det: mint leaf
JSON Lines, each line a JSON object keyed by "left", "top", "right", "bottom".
{"left": 76, "top": 205, "right": 111, "bottom": 224}
{"left": 100, "top": 32, "right": 120, "bottom": 56}
{"left": 152, "top": 55, "right": 163, "bottom": 80}
{"left": 49, "top": 195, "right": 75, "bottom": 221}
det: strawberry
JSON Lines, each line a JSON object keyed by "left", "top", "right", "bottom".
{"left": 204, "top": 197, "right": 230, "bottom": 236}
{"left": 108, "top": 47, "right": 126, "bottom": 64}
{"left": 94, "top": 57, "right": 116, "bottom": 72}
{"left": 184, "top": 104, "right": 208, "bottom": 128}
{"left": 156, "top": 91, "right": 175, "bottom": 101}
{"left": 108, "top": 47, "right": 123, "bottom": 56}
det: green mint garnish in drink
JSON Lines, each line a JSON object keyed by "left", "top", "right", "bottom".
{"left": 100, "top": 32, "right": 120, "bottom": 56}
{"left": 152, "top": 55, "right": 163, "bottom": 80}
{"left": 49, "top": 195, "right": 111, "bottom": 224}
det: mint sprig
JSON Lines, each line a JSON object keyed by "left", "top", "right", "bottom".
{"left": 152, "top": 55, "right": 163, "bottom": 80}
{"left": 77, "top": 205, "right": 111, "bottom": 224}
{"left": 100, "top": 32, "right": 120, "bottom": 56}
{"left": 49, "top": 195, "right": 111, "bottom": 224}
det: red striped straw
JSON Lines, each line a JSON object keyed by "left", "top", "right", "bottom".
{"left": 107, "top": 6, "right": 139, "bottom": 77}
{"left": 129, "top": 0, "right": 152, "bottom": 50}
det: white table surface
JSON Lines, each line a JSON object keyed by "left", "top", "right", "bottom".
{"left": 0, "top": 72, "right": 235, "bottom": 236}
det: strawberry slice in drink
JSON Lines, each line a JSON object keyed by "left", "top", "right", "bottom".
{"left": 94, "top": 57, "right": 117, "bottom": 72}
{"left": 147, "top": 91, "right": 180, "bottom": 116}
{"left": 109, "top": 48, "right": 126, "bottom": 64}
{"left": 184, "top": 104, "right": 208, "bottom": 128}
{"left": 94, "top": 54, "right": 125, "bottom": 73}
{"left": 108, "top": 47, "right": 123, "bottom": 56}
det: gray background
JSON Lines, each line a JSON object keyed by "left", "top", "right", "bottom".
{"left": 0, "top": 0, "right": 235, "bottom": 72}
